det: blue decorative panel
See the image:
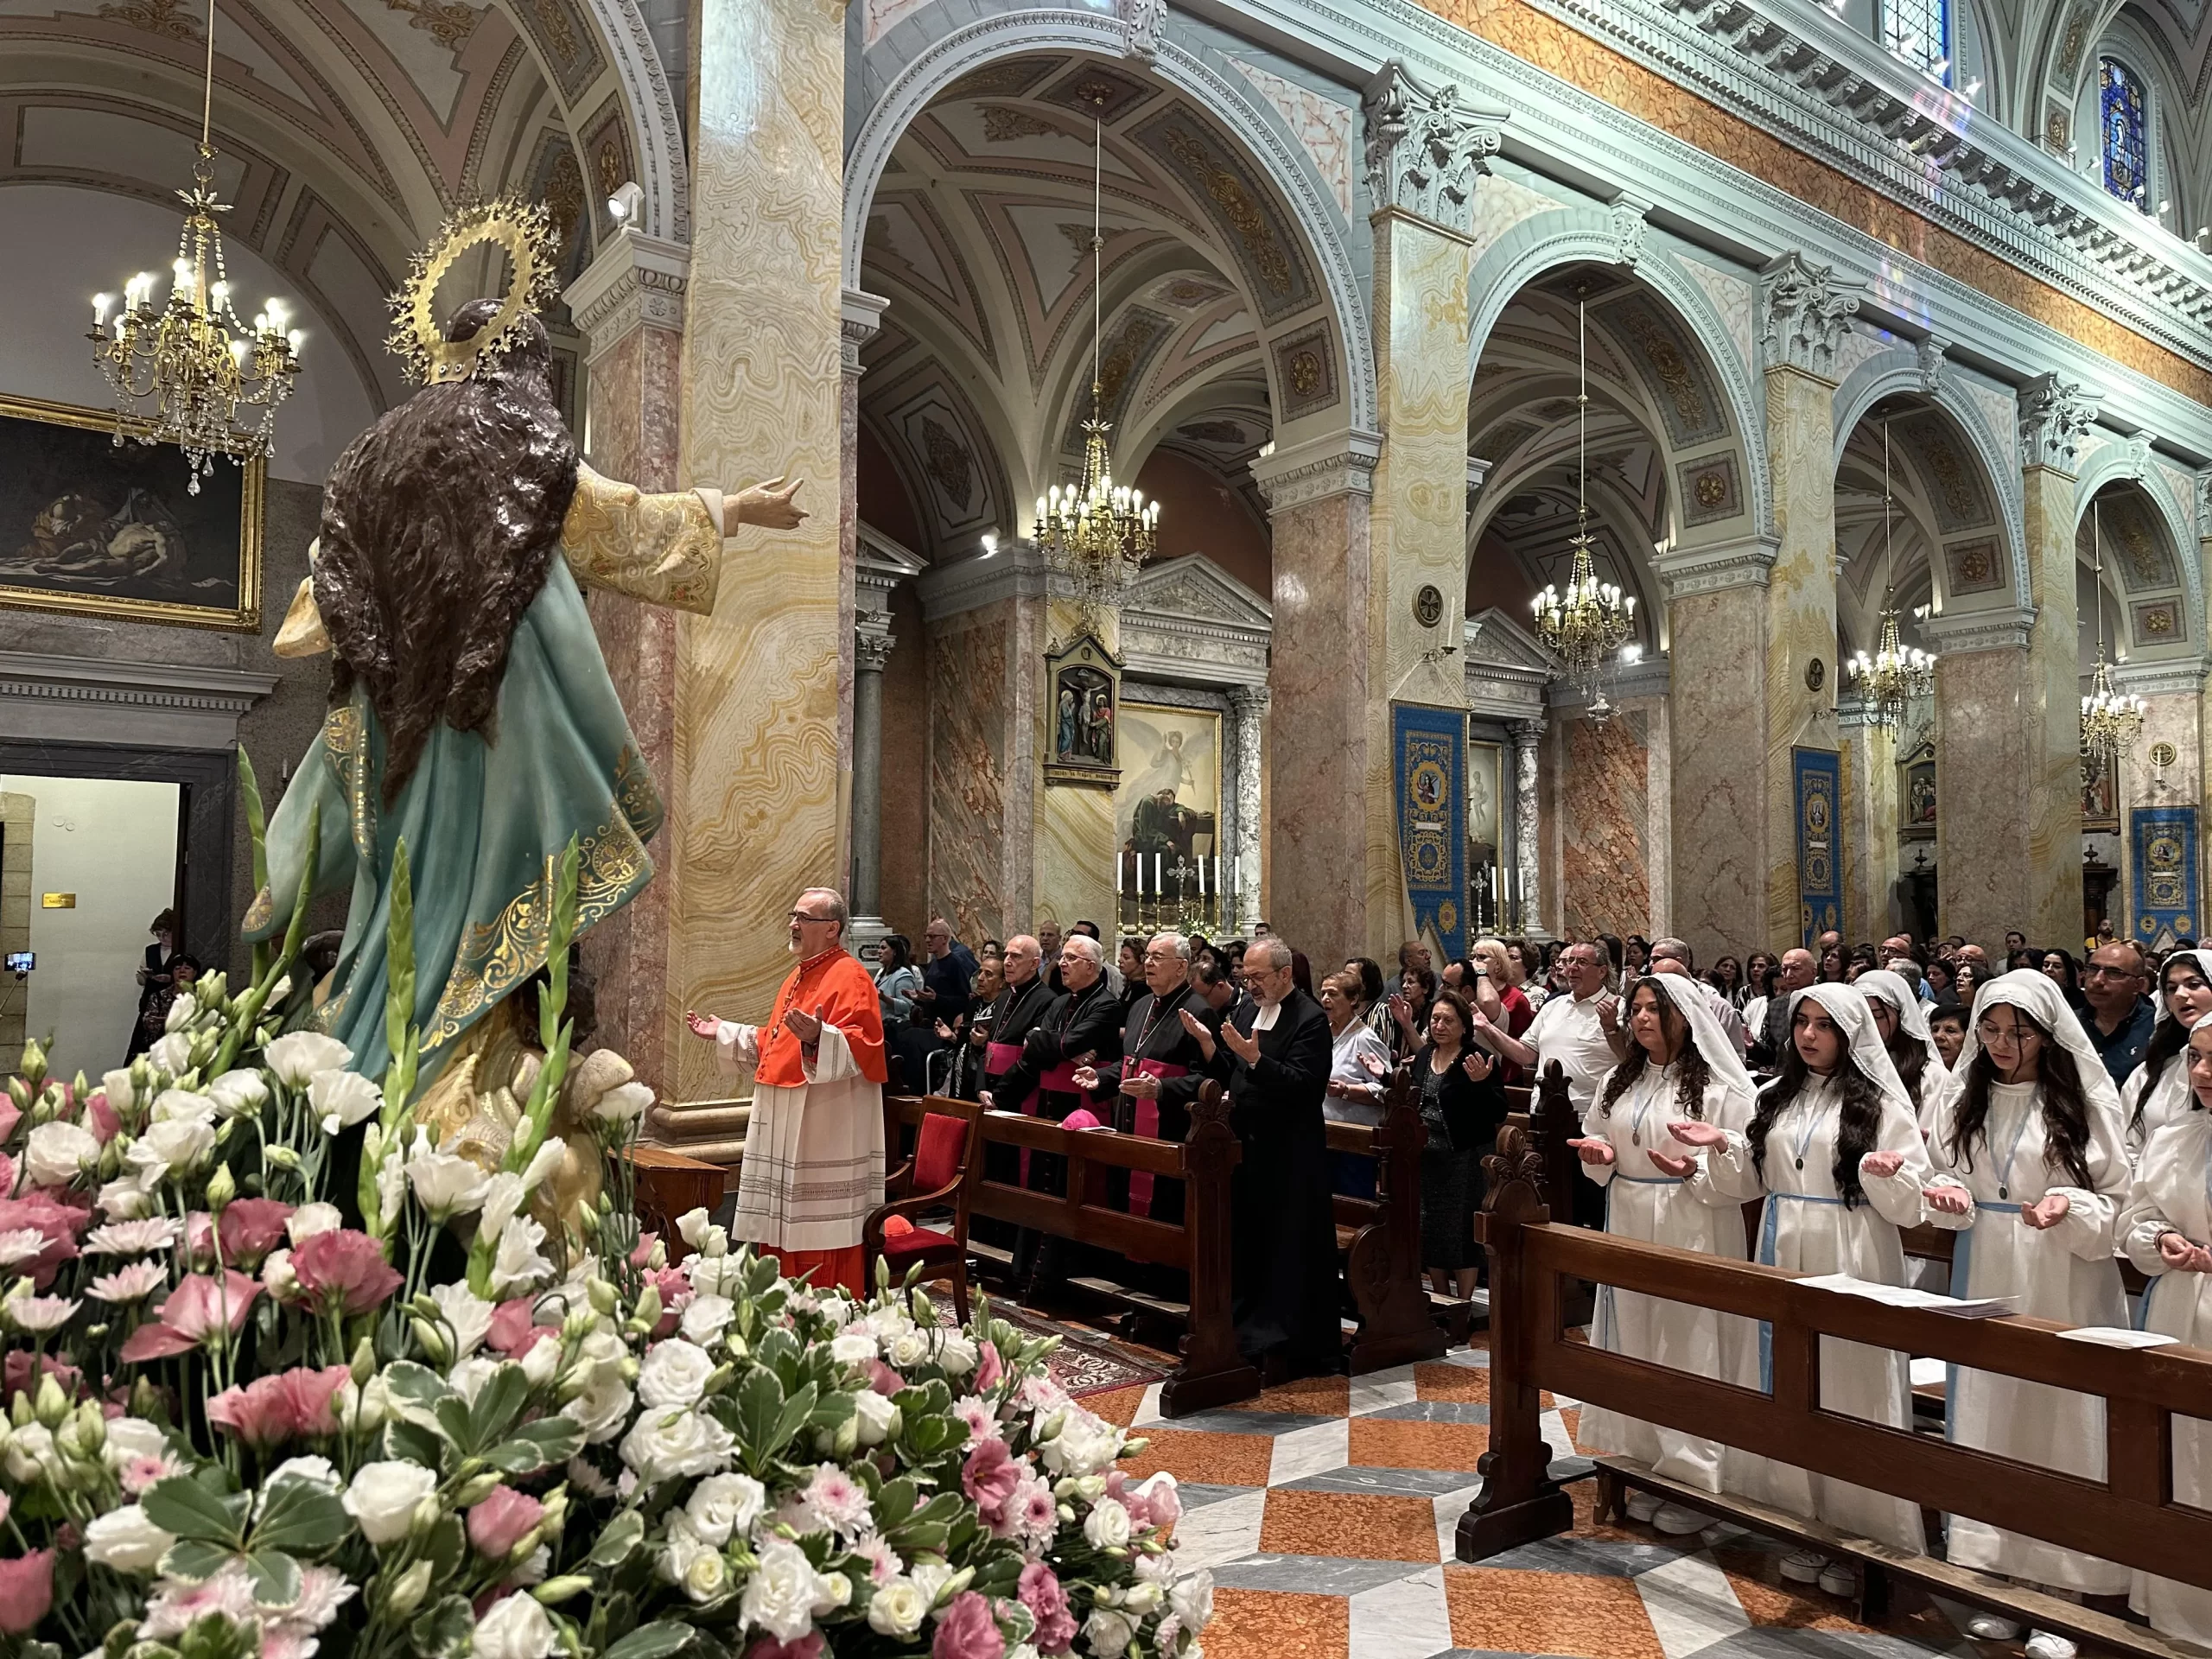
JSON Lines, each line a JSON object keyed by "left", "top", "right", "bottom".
{"left": 2102, "top": 59, "right": 2147, "bottom": 205}
{"left": 1794, "top": 747, "right": 1841, "bottom": 949}
{"left": 1394, "top": 704, "right": 1465, "bottom": 963}
{"left": 2132, "top": 806, "right": 2197, "bottom": 945}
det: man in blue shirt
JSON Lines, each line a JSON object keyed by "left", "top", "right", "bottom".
{"left": 2080, "top": 941, "right": 2156, "bottom": 1090}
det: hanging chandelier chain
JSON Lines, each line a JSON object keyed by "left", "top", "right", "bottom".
{"left": 1532, "top": 281, "right": 1635, "bottom": 718}
{"left": 1847, "top": 409, "right": 1936, "bottom": 728}
{"left": 2082, "top": 495, "right": 2145, "bottom": 776}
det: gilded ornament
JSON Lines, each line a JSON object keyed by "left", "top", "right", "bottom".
{"left": 387, "top": 198, "right": 565, "bottom": 385}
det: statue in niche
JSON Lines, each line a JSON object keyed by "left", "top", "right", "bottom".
{"left": 246, "top": 200, "right": 808, "bottom": 1195}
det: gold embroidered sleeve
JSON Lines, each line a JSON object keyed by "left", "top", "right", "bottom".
{"left": 559, "top": 461, "right": 723, "bottom": 614}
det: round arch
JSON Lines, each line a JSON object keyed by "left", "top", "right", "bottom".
{"left": 1463, "top": 208, "right": 1771, "bottom": 539}
{"left": 842, "top": 10, "right": 1376, "bottom": 435}
{"left": 575, "top": 0, "right": 692, "bottom": 245}
{"left": 2072, "top": 442, "right": 2204, "bottom": 657}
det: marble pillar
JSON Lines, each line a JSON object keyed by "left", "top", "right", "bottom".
{"left": 850, "top": 616, "right": 893, "bottom": 930}
{"left": 1230, "top": 684, "right": 1268, "bottom": 935}
{"left": 1510, "top": 718, "right": 1544, "bottom": 939}
{"left": 1837, "top": 703, "right": 1899, "bottom": 943}
{"left": 1033, "top": 596, "right": 1119, "bottom": 932}
{"left": 2018, "top": 391, "right": 2090, "bottom": 945}
{"left": 564, "top": 229, "right": 687, "bottom": 1087}
{"left": 1252, "top": 435, "right": 1375, "bottom": 960}
{"left": 664, "top": 0, "right": 849, "bottom": 1102}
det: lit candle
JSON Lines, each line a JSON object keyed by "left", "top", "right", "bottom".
{"left": 92, "top": 293, "right": 111, "bottom": 327}
{"left": 1154, "top": 854, "right": 1161, "bottom": 894}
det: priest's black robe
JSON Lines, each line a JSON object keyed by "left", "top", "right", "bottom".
{"left": 972, "top": 974, "right": 1057, "bottom": 1244}
{"left": 1089, "top": 984, "right": 1210, "bottom": 1228}
{"left": 992, "top": 975, "right": 1122, "bottom": 1280}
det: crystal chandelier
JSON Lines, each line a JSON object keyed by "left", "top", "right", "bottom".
{"left": 2081, "top": 499, "right": 2145, "bottom": 779}
{"left": 1531, "top": 293, "right": 1635, "bottom": 718}
{"left": 87, "top": 0, "right": 301, "bottom": 490}
{"left": 1847, "top": 420, "right": 1936, "bottom": 726}
{"left": 1033, "top": 118, "right": 1158, "bottom": 622}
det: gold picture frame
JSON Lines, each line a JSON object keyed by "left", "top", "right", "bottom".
{"left": 0, "top": 392, "right": 264, "bottom": 632}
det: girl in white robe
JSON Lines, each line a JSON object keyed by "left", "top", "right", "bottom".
{"left": 1857, "top": 969, "right": 1950, "bottom": 1136}
{"left": 2117, "top": 948, "right": 2212, "bottom": 1168}
{"left": 1921, "top": 971, "right": 2130, "bottom": 1658}
{"left": 1676, "top": 983, "right": 1937, "bottom": 1594}
{"left": 1567, "top": 974, "right": 1759, "bottom": 1533}
{"left": 2120, "top": 1010, "right": 2212, "bottom": 1649}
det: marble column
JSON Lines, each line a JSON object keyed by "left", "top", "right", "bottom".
{"left": 662, "top": 0, "right": 849, "bottom": 1103}
{"left": 563, "top": 228, "right": 688, "bottom": 1086}
{"left": 1836, "top": 701, "right": 1899, "bottom": 943}
{"left": 849, "top": 615, "right": 893, "bottom": 939}
{"left": 1230, "top": 683, "right": 1268, "bottom": 935}
{"left": 1510, "top": 718, "right": 1546, "bottom": 939}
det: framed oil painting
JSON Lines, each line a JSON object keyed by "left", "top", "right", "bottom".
{"left": 1897, "top": 736, "right": 1936, "bottom": 842}
{"left": 1044, "top": 632, "right": 1121, "bottom": 788}
{"left": 0, "top": 394, "right": 264, "bottom": 632}
{"left": 1116, "top": 703, "right": 1220, "bottom": 903}
{"left": 1466, "top": 739, "right": 1503, "bottom": 876}
{"left": 2083, "top": 756, "right": 2120, "bottom": 833}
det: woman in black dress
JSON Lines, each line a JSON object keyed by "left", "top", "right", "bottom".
{"left": 124, "top": 908, "right": 179, "bottom": 1060}
{"left": 1417, "top": 988, "right": 1507, "bottom": 1300}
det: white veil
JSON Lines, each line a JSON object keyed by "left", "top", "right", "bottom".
{"left": 1785, "top": 982, "right": 1915, "bottom": 1113}
{"left": 1936, "top": 968, "right": 2123, "bottom": 1123}
{"left": 1641, "top": 972, "right": 1758, "bottom": 1101}
{"left": 1856, "top": 969, "right": 1946, "bottom": 1074}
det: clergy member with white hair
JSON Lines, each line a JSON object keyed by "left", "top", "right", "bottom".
{"left": 685, "top": 887, "right": 887, "bottom": 1294}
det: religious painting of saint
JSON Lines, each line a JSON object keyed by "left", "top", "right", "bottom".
{"left": 0, "top": 395, "right": 262, "bottom": 630}
{"left": 1114, "top": 703, "right": 1220, "bottom": 903}
{"left": 1897, "top": 739, "right": 1936, "bottom": 842}
{"left": 2083, "top": 757, "right": 2120, "bottom": 833}
{"left": 1466, "top": 740, "right": 1502, "bottom": 875}
{"left": 1044, "top": 632, "right": 1122, "bottom": 786}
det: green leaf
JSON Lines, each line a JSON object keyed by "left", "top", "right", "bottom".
{"left": 772, "top": 1382, "right": 819, "bottom": 1454}
{"left": 467, "top": 1362, "right": 531, "bottom": 1450}
{"left": 423, "top": 1514, "right": 466, "bottom": 1581}
{"left": 587, "top": 1510, "right": 645, "bottom": 1567}
{"left": 410, "top": 1594, "right": 475, "bottom": 1659}
{"left": 385, "top": 1415, "right": 448, "bottom": 1471}
{"left": 486, "top": 1415, "right": 585, "bottom": 1474}
{"left": 736, "top": 1367, "right": 785, "bottom": 1453}
{"left": 876, "top": 1478, "right": 918, "bottom": 1525}
{"left": 602, "top": 1622, "right": 696, "bottom": 1659}
{"left": 156, "top": 1537, "right": 236, "bottom": 1584}
{"left": 381, "top": 1360, "right": 452, "bottom": 1409}
{"left": 434, "top": 1395, "right": 476, "bottom": 1453}
{"left": 143, "top": 1476, "right": 249, "bottom": 1546}
{"left": 245, "top": 1548, "right": 301, "bottom": 1607}
{"left": 251, "top": 1478, "right": 350, "bottom": 1555}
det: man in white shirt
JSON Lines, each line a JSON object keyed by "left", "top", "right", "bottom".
{"left": 1480, "top": 938, "right": 1627, "bottom": 1109}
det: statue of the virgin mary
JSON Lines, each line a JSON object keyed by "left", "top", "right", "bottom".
{"left": 245, "top": 202, "right": 804, "bottom": 1118}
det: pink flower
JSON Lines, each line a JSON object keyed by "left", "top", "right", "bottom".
{"left": 1018, "top": 1563, "right": 1076, "bottom": 1656}
{"left": 207, "top": 1365, "right": 349, "bottom": 1448}
{"left": 0, "top": 1192, "right": 87, "bottom": 1288}
{"left": 851, "top": 1534, "right": 900, "bottom": 1585}
{"left": 0, "top": 1101, "right": 22, "bottom": 1147}
{"left": 120, "top": 1452, "right": 186, "bottom": 1496}
{"left": 218, "top": 1198, "right": 295, "bottom": 1267}
{"left": 976, "top": 1341, "right": 1004, "bottom": 1393}
{"left": 868, "top": 1361, "right": 905, "bottom": 1396}
{"left": 746, "top": 1638, "right": 823, "bottom": 1659}
{"left": 289, "top": 1229, "right": 401, "bottom": 1316}
{"left": 0, "top": 1549, "right": 53, "bottom": 1635}
{"left": 467, "top": 1486, "right": 545, "bottom": 1560}
{"left": 800, "top": 1465, "right": 872, "bottom": 1536}
{"left": 951, "top": 1396, "right": 999, "bottom": 1446}
{"left": 628, "top": 1231, "right": 658, "bottom": 1269}
{"left": 1131, "top": 1471, "right": 1180, "bottom": 1533}
{"left": 2, "top": 1351, "right": 78, "bottom": 1403}
{"left": 1009, "top": 1478, "right": 1057, "bottom": 1545}
{"left": 961, "top": 1437, "right": 1022, "bottom": 1518}
{"left": 931, "top": 1591, "right": 1005, "bottom": 1659}
{"left": 85, "top": 1094, "right": 118, "bottom": 1144}
{"left": 486, "top": 1299, "right": 558, "bottom": 1357}
{"left": 119, "top": 1269, "right": 262, "bottom": 1360}
{"left": 649, "top": 1265, "right": 690, "bottom": 1337}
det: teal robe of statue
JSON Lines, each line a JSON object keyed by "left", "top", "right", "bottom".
{"left": 245, "top": 463, "right": 726, "bottom": 1081}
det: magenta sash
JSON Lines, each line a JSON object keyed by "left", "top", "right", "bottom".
{"left": 1040, "top": 1060, "right": 1084, "bottom": 1094}
{"left": 1122, "top": 1058, "right": 1188, "bottom": 1216}
{"left": 984, "top": 1040, "right": 1023, "bottom": 1076}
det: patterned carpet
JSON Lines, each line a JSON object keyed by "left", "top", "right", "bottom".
{"left": 1068, "top": 1336, "right": 2000, "bottom": 1659}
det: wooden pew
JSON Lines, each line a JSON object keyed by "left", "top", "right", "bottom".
{"left": 1460, "top": 1115, "right": 2212, "bottom": 1657}
{"left": 880, "top": 1083, "right": 1259, "bottom": 1417}
{"left": 627, "top": 1145, "right": 725, "bottom": 1242}
{"left": 1325, "top": 1069, "right": 1452, "bottom": 1371}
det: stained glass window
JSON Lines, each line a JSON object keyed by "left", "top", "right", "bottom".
{"left": 2101, "top": 59, "right": 2148, "bottom": 206}
{"left": 1884, "top": 0, "right": 1950, "bottom": 82}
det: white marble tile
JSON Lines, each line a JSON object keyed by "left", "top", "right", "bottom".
{"left": 1431, "top": 1482, "right": 1483, "bottom": 1562}
{"left": 1542, "top": 1406, "right": 1580, "bottom": 1459}
{"left": 1349, "top": 1565, "right": 1455, "bottom": 1659}
{"left": 1171, "top": 1489, "right": 1268, "bottom": 1572}
{"left": 1636, "top": 1550, "right": 1751, "bottom": 1659}
{"left": 1349, "top": 1371, "right": 1421, "bottom": 1416}
{"left": 1267, "top": 1418, "right": 1351, "bottom": 1486}
{"left": 1131, "top": 1382, "right": 1166, "bottom": 1428}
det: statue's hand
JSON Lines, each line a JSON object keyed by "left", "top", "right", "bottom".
{"left": 685, "top": 1010, "right": 721, "bottom": 1040}
{"left": 734, "top": 476, "right": 807, "bottom": 531}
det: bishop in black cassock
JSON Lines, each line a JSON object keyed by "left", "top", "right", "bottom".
{"left": 1081, "top": 933, "right": 1211, "bottom": 1227}
{"left": 969, "top": 934, "right": 1057, "bottom": 1244}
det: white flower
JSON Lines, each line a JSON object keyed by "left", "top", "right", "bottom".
{"left": 474, "top": 1588, "right": 557, "bottom": 1659}
{"left": 261, "top": 1456, "right": 341, "bottom": 1508}
{"left": 96, "top": 1178, "right": 151, "bottom": 1219}
{"left": 429, "top": 1281, "right": 495, "bottom": 1359}
{"left": 566, "top": 1456, "right": 615, "bottom": 1498}
{"left": 686, "top": 1250, "right": 745, "bottom": 1299}
{"left": 86, "top": 1217, "right": 180, "bottom": 1255}
{"left": 149, "top": 1089, "right": 216, "bottom": 1125}
{"left": 448, "top": 1357, "right": 503, "bottom": 1403}
{"left": 375, "top": 1144, "right": 405, "bottom": 1225}
{"left": 816, "top": 1294, "right": 849, "bottom": 1329}
{"left": 261, "top": 1248, "right": 298, "bottom": 1300}
{"left": 3, "top": 1424, "right": 55, "bottom": 1483}
{"left": 677, "top": 1545, "right": 727, "bottom": 1602}
{"left": 1084, "top": 1607, "right": 1136, "bottom": 1657}
{"left": 406, "top": 1137, "right": 492, "bottom": 1219}
{"left": 479, "top": 1173, "right": 527, "bottom": 1240}
{"left": 83, "top": 1503, "right": 174, "bottom": 1573}
{"left": 1168, "top": 1569, "right": 1214, "bottom": 1632}
{"left": 0, "top": 1230, "right": 45, "bottom": 1268}
{"left": 1039, "top": 1408, "right": 1123, "bottom": 1478}
{"left": 24, "top": 1121, "right": 99, "bottom": 1188}
{"left": 103, "top": 1417, "right": 168, "bottom": 1466}
{"left": 100, "top": 1071, "right": 136, "bottom": 1115}
{"left": 340, "top": 1376, "right": 391, "bottom": 1434}
{"left": 1122, "top": 1579, "right": 1164, "bottom": 1617}
{"left": 741, "top": 1538, "right": 821, "bottom": 1642}
{"left": 206, "top": 1071, "right": 270, "bottom": 1118}
{"left": 268, "top": 975, "right": 293, "bottom": 1003}
{"left": 683, "top": 1472, "right": 765, "bottom": 1547}
{"left": 519, "top": 1138, "right": 563, "bottom": 1195}
{"left": 868, "top": 1575, "right": 930, "bottom": 1638}
{"left": 147, "top": 1032, "right": 191, "bottom": 1075}
{"left": 264, "top": 1033, "right": 352, "bottom": 1087}
{"left": 886, "top": 1328, "right": 930, "bottom": 1370}
{"left": 563, "top": 1363, "right": 633, "bottom": 1446}
{"left": 88, "top": 1262, "right": 166, "bottom": 1303}
{"left": 637, "top": 1338, "right": 715, "bottom": 1409}
{"left": 852, "top": 1388, "right": 899, "bottom": 1447}
{"left": 127, "top": 1117, "right": 214, "bottom": 1180}
{"left": 908, "top": 1562, "right": 957, "bottom": 1605}
{"left": 619, "top": 1404, "right": 734, "bottom": 1484}
{"left": 592, "top": 1082, "right": 654, "bottom": 1124}
{"left": 830, "top": 1332, "right": 877, "bottom": 1367}
{"left": 933, "top": 1330, "right": 978, "bottom": 1376}
{"left": 162, "top": 993, "right": 198, "bottom": 1034}
{"left": 288, "top": 1202, "right": 342, "bottom": 1243}
{"left": 675, "top": 1206, "right": 712, "bottom": 1248}
{"left": 3, "top": 1294, "right": 73, "bottom": 1334}
{"left": 1083, "top": 1499, "right": 1133, "bottom": 1549}
{"left": 679, "top": 1294, "right": 734, "bottom": 1344}
{"left": 309, "top": 1069, "right": 381, "bottom": 1134}
{"left": 489, "top": 1214, "right": 555, "bottom": 1299}
{"left": 342, "top": 1460, "right": 438, "bottom": 1545}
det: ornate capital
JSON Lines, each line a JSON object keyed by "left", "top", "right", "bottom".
{"left": 1758, "top": 251, "right": 1859, "bottom": 379}
{"left": 1227, "top": 683, "right": 1271, "bottom": 717}
{"left": 1361, "top": 61, "right": 1506, "bottom": 236}
{"left": 563, "top": 230, "right": 689, "bottom": 365}
{"left": 841, "top": 289, "right": 889, "bottom": 377}
{"left": 1916, "top": 334, "right": 1951, "bottom": 396}
{"left": 2124, "top": 430, "right": 2153, "bottom": 480}
{"left": 855, "top": 613, "right": 895, "bottom": 675}
{"left": 2018, "top": 373, "right": 2100, "bottom": 473}
{"left": 1649, "top": 532, "right": 1779, "bottom": 599}
{"left": 1609, "top": 192, "right": 1652, "bottom": 272}
{"left": 1249, "top": 429, "right": 1381, "bottom": 513}
{"left": 1117, "top": 0, "right": 1165, "bottom": 61}
{"left": 1509, "top": 717, "right": 1545, "bottom": 747}
{"left": 1918, "top": 605, "right": 2035, "bottom": 654}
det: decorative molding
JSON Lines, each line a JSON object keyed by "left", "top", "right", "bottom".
{"left": 1360, "top": 60, "right": 1507, "bottom": 235}
{"left": 1916, "top": 334, "right": 1950, "bottom": 397}
{"left": 1760, "top": 251, "right": 1859, "bottom": 379}
{"left": 842, "top": 289, "right": 892, "bottom": 376}
{"left": 563, "top": 229, "right": 689, "bottom": 362}
{"left": 1918, "top": 605, "right": 2037, "bottom": 653}
{"left": 2124, "top": 431, "right": 2154, "bottom": 483}
{"left": 1120, "top": 555, "right": 1272, "bottom": 688}
{"left": 1609, "top": 189, "right": 1653, "bottom": 271}
{"left": 917, "top": 539, "right": 1049, "bottom": 621}
{"left": 0, "top": 651, "right": 278, "bottom": 750}
{"left": 1649, "top": 531, "right": 1779, "bottom": 597}
{"left": 2111, "top": 659, "right": 2209, "bottom": 698}
{"left": 2018, "top": 373, "right": 2101, "bottom": 473}
{"left": 1249, "top": 429, "right": 1381, "bottom": 512}
{"left": 1462, "top": 607, "right": 1552, "bottom": 718}
{"left": 573, "top": 0, "right": 691, "bottom": 245}
{"left": 1119, "top": 0, "right": 1166, "bottom": 61}
{"left": 858, "top": 523, "right": 928, "bottom": 613}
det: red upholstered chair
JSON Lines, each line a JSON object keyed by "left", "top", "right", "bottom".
{"left": 863, "top": 1096, "right": 984, "bottom": 1320}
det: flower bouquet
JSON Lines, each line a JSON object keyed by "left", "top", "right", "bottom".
{"left": 0, "top": 760, "right": 1212, "bottom": 1659}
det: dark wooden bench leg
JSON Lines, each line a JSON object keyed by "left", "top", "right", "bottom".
{"left": 1858, "top": 1561, "right": 1890, "bottom": 1626}
{"left": 1593, "top": 1465, "right": 1624, "bottom": 1528}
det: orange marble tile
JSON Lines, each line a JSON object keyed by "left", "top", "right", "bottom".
{"left": 1204, "top": 1589, "right": 1349, "bottom": 1659}
{"left": 1249, "top": 1374, "right": 1351, "bottom": 1416}
{"left": 1348, "top": 1415, "right": 1489, "bottom": 1472}
{"left": 1445, "top": 1565, "right": 1666, "bottom": 1659}
{"left": 1086, "top": 1385, "right": 1147, "bottom": 1428}
{"left": 1116, "top": 1427, "right": 1276, "bottom": 1489}
{"left": 1414, "top": 1362, "right": 1489, "bottom": 1404}
{"left": 1259, "top": 1490, "right": 1440, "bottom": 1561}
{"left": 1710, "top": 1547, "right": 1867, "bottom": 1635}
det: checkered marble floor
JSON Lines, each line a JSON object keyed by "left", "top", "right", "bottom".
{"left": 1081, "top": 1344, "right": 1993, "bottom": 1659}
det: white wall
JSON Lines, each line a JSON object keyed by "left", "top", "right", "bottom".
{"left": 0, "top": 775, "right": 181, "bottom": 1083}
{"left": 0, "top": 184, "right": 378, "bottom": 485}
